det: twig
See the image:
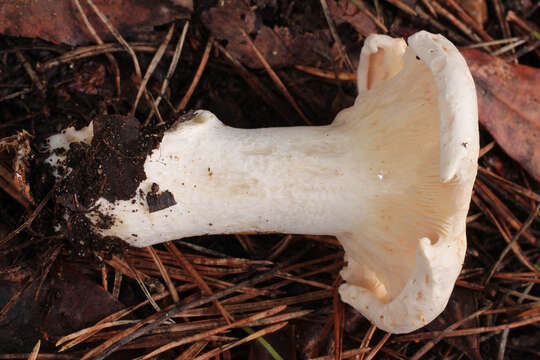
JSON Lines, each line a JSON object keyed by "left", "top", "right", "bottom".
{"left": 112, "top": 270, "right": 122, "bottom": 299}
{"left": 356, "top": 325, "right": 376, "bottom": 360}
{"left": 491, "top": 39, "right": 527, "bottom": 56}
{"left": 393, "top": 314, "right": 540, "bottom": 342}
{"left": 176, "top": 36, "right": 213, "bottom": 111}
{"left": 478, "top": 167, "right": 540, "bottom": 202}
{"left": 491, "top": 0, "right": 512, "bottom": 39}
{"left": 475, "top": 180, "right": 536, "bottom": 244}
{"left": 484, "top": 202, "right": 540, "bottom": 284}
{"left": 240, "top": 29, "right": 312, "bottom": 125}
{"left": 471, "top": 194, "right": 536, "bottom": 272}
{"left": 440, "top": 0, "right": 493, "bottom": 42}
{"left": 83, "top": 0, "right": 163, "bottom": 117}
{"left": 214, "top": 43, "right": 294, "bottom": 125}
{"left": 466, "top": 37, "right": 522, "bottom": 49}
{"left": 27, "top": 340, "right": 41, "bottom": 360}
{"left": 175, "top": 342, "right": 207, "bottom": 360}
{"left": 0, "top": 183, "right": 56, "bottom": 247}
{"left": 15, "top": 51, "right": 45, "bottom": 95}
{"left": 134, "top": 306, "right": 286, "bottom": 360}
{"left": 430, "top": 1, "right": 480, "bottom": 42}
{"left": 294, "top": 65, "right": 355, "bottom": 81}
{"left": 414, "top": 6, "right": 469, "bottom": 44}
{"left": 319, "top": 0, "right": 354, "bottom": 71}
{"left": 145, "top": 21, "right": 190, "bottom": 125}
{"left": 382, "top": 0, "right": 416, "bottom": 16}
{"left": 0, "top": 88, "right": 32, "bottom": 102}
{"left": 81, "top": 247, "right": 311, "bottom": 360}
{"left": 409, "top": 305, "right": 491, "bottom": 360}
{"left": 71, "top": 0, "right": 121, "bottom": 97}
{"left": 147, "top": 246, "right": 179, "bottom": 303}
{"left": 84, "top": 0, "right": 142, "bottom": 80}
{"left": 309, "top": 347, "right": 371, "bottom": 360}
{"left": 164, "top": 242, "right": 233, "bottom": 323}
{"left": 364, "top": 333, "right": 391, "bottom": 360}
{"left": 349, "top": 0, "right": 388, "bottom": 33}
{"left": 131, "top": 24, "right": 175, "bottom": 118}
{"left": 192, "top": 322, "right": 288, "bottom": 360}
{"left": 419, "top": 0, "right": 437, "bottom": 18}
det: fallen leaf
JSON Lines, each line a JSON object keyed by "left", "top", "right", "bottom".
{"left": 328, "top": 0, "right": 378, "bottom": 38}
{"left": 202, "top": 0, "right": 333, "bottom": 69}
{"left": 462, "top": 48, "right": 540, "bottom": 181}
{"left": 0, "top": 0, "right": 192, "bottom": 45}
{"left": 0, "top": 264, "right": 124, "bottom": 353}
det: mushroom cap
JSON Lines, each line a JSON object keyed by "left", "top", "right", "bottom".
{"left": 337, "top": 31, "right": 478, "bottom": 333}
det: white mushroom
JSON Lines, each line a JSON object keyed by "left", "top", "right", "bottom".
{"left": 81, "top": 31, "right": 478, "bottom": 333}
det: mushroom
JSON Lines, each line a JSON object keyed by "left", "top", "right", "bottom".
{"left": 77, "top": 31, "right": 478, "bottom": 333}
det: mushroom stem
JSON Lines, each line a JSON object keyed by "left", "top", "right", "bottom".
{"left": 139, "top": 114, "right": 355, "bottom": 238}
{"left": 83, "top": 31, "right": 478, "bottom": 334}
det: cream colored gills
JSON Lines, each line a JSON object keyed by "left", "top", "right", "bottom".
{"left": 73, "top": 30, "right": 476, "bottom": 334}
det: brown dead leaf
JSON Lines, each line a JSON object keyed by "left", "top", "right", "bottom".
{"left": 0, "top": 0, "right": 192, "bottom": 45}
{"left": 462, "top": 48, "right": 540, "bottom": 181}
{"left": 0, "top": 264, "right": 124, "bottom": 353}
{"left": 327, "top": 0, "right": 378, "bottom": 38}
{"left": 202, "top": 0, "right": 333, "bottom": 69}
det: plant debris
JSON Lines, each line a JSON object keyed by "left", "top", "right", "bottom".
{"left": 0, "top": 0, "right": 539, "bottom": 359}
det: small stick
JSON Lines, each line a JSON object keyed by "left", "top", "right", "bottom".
{"left": 393, "top": 314, "right": 540, "bottom": 342}
{"left": 240, "top": 29, "right": 312, "bottom": 125}
{"left": 147, "top": 246, "right": 179, "bottom": 303}
{"left": 135, "top": 307, "right": 286, "bottom": 360}
{"left": 356, "top": 325, "right": 376, "bottom": 360}
{"left": 419, "top": 0, "right": 438, "bottom": 18}
{"left": 409, "top": 305, "right": 491, "bottom": 360}
{"left": 82, "top": 248, "right": 310, "bottom": 360}
{"left": 364, "top": 332, "right": 391, "bottom": 360}
{"left": 382, "top": 0, "right": 416, "bottom": 16}
{"left": 145, "top": 21, "right": 190, "bottom": 126}
{"left": 165, "top": 242, "right": 233, "bottom": 323}
{"left": 130, "top": 23, "right": 175, "bottom": 118}
{"left": 192, "top": 322, "right": 288, "bottom": 360}
{"left": 28, "top": 340, "right": 41, "bottom": 360}
{"left": 441, "top": 0, "right": 493, "bottom": 42}
{"left": 214, "top": 43, "right": 294, "bottom": 125}
{"left": 112, "top": 270, "right": 122, "bottom": 299}
{"left": 484, "top": 202, "right": 540, "bottom": 284}
{"left": 176, "top": 36, "right": 213, "bottom": 111}
{"left": 0, "top": 183, "right": 56, "bottom": 247}
{"left": 431, "top": 1, "right": 480, "bottom": 42}
{"left": 72, "top": 0, "right": 121, "bottom": 97}
{"left": 415, "top": 6, "right": 469, "bottom": 44}
{"left": 491, "top": 0, "right": 512, "bottom": 39}
{"left": 83, "top": 0, "right": 161, "bottom": 117}
{"left": 471, "top": 194, "right": 536, "bottom": 272}
{"left": 349, "top": 0, "right": 388, "bottom": 33}
{"left": 15, "top": 51, "right": 45, "bottom": 95}
{"left": 100, "top": 265, "right": 108, "bottom": 291}
{"left": 319, "top": 0, "right": 354, "bottom": 71}
{"left": 294, "top": 65, "right": 355, "bottom": 81}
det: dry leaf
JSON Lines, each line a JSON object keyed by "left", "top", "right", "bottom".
{"left": 0, "top": 0, "right": 192, "bottom": 45}
{"left": 462, "top": 48, "right": 540, "bottom": 181}
{"left": 327, "top": 0, "right": 378, "bottom": 38}
{"left": 202, "top": 0, "right": 333, "bottom": 69}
